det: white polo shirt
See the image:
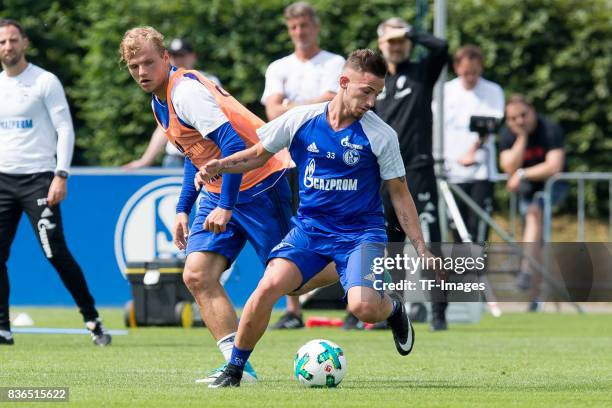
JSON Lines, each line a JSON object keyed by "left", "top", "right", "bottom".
{"left": 442, "top": 77, "right": 504, "bottom": 183}
{"left": 261, "top": 50, "right": 345, "bottom": 105}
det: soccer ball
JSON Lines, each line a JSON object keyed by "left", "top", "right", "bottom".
{"left": 293, "top": 339, "right": 347, "bottom": 387}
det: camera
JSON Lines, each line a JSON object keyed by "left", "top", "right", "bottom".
{"left": 469, "top": 116, "right": 501, "bottom": 140}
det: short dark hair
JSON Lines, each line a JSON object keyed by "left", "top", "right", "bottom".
{"left": 506, "top": 93, "right": 533, "bottom": 109}
{"left": 453, "top": 44, "right": 483, "bottom": 65}
{"left": 344, "top": 49, "right": 387, "bottom": 78}
{"left": 0, "top": 19, "right": 26, "bottom": 37}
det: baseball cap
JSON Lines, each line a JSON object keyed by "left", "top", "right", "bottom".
{"left": 168, "top": 38, "right": 194, "bottom": 55}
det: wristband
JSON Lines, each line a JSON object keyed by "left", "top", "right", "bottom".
{"left": 55, "top": 170, "right": 69, "bottom": 179}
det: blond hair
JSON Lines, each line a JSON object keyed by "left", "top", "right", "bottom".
{"left": 119, "top": 26, "right": 165, "bottom": 63}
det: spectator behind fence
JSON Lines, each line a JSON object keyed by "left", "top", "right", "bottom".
{"left": 261, "top": 1, "right": 345, "bottom": 331}
{"left": 375, "top": 17, "right": 449, "bottom": 332}
{"left": 499, "top": 94, "right": 567, "bottom": 310}
{"left": 0, "top": 19, "right": 111, "bottom": 346}
{"left": 123, "top": 38, "right": 221, "bottom": 169}
{"left": 443, "top": 45, "right": 504, "bottom": 242}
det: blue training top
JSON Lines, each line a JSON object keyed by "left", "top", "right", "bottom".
{"left": 257, "top": 103, "right": 405, "bottom": 234}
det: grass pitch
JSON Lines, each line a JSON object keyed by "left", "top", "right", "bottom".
{"left": 1, "top": 308, "right": 611, "bottom": 407}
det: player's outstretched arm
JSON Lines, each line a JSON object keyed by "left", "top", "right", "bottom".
{"left": 385, "top": 176, "right": 429, "bottom": 256}
{"left": 195, "top": 142, "right": 274, "bottom": 190}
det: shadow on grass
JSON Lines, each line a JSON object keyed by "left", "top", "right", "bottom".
{"left": 341, "top": 380, "right": 477, "bottom": 390}
{"left": 358, "top": 325, "right": 534, "bottom": 334}
{"left": 111, "top": 342, "right": 207, "bottom": 348}
{"left": 445, "top": 326, "right": 534, "bottom": 333}
{"left": 9, "top": 339, "right": 208, "bottom": 349}
{"left": 259, "top": 378, "right": 477, "bottom": 390}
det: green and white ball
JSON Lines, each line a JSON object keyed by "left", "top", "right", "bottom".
{"left": 294, "top": 339, "right": 347, "bottom": 387}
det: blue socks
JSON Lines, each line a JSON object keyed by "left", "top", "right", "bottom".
{"left": 229, "top": 346, "right": 252, "bottom": 370}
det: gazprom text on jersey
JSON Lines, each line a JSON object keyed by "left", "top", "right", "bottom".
{"left": 304, "top": 177, "right": 358, "bottom": 191}
{"left": 0, "top": 119, "right": 33, "bottom": 129}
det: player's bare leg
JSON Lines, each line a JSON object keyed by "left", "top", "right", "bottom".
{"left": 289, "top": 263, "right": 338, "bottom": 296}
{"left": 184, "top": 251, "right": 259, "bottom": 384}
{"left": 286, "top": 295, "right": 301, "bottom": 313}
{"left": 347, "top": 287, "right": 414, "bottom": 356}
{"left": 346, "top": 286, "right": 392, "bottom": 323}
{"left": 210, "top": 259, "right": 330, "bottom": 388}
{"left": 273, "top": 263, "right": 338, "bottom": 329}
{"left": 183, "top": 251, "right": 236, "bottom": 339}
{"left": 236, "top": 258, "right": 303, "bottom": 350}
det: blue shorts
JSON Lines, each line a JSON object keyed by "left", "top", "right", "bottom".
{"left": 186, "top": 173, "right": 292, "bottom": 265}
{"left": 268, "top": 220, "right": 387, "bottom": 294}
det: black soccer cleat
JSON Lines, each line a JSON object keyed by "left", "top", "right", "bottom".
{"left": 408, "top": 302, "right": 428, "bottom": 323}
{"left": 0, "top": 330, "right": 14, "bottom": 345}
{"left": 342, "top": 312, "right": 364, "bottom": 330}
{"left": 270, "top": 312, "right": 304, "bottom": 329}
{"left": 387, "top": 292, "right": 415, "bottom": 356}
{"left": 86, "top": 319, "right": 112, "bottom": 346}
{"left": 516, "top": 270, "right": 533, "bottom": 292}
{"left": 429, "top": 318, "right": 448, "bottom": 332}
{"left": 208, "top": 364, "right": 243, "bottom": 388}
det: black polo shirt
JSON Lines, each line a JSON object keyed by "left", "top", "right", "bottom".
{"left": 375, "top": 32, "right": 449, "bottom": 170}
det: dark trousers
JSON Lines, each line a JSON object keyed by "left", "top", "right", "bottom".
{"left": 450, "top": 180, "right": 494, "bottom": 243}
{"left": 286, "top": 167, "right": 300, "bottom": 215}
{"left": 382, "top": 166, "right": 447, "bottom": 320}
{"left": 0, "top": 172, "right": 98, "bottom": 330}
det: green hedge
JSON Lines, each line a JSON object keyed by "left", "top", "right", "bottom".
{"left": 2, "top": 0, "right": 611, "bottom": 211}
{"left": 447, "top": 0, "right": 612, "bottom": 214}
{"left": 67, "top": 0, "right": 409, "bottom": 165}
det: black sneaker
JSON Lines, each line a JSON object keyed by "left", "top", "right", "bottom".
{"left": 270, "top": 312, "right": 304, "bottom": 329}
{"left": 528, "top": 300, "right": 543, "bottom": 312}
{"left": 0, "top": 330, "right": 14, "bottom": 345}
{"left": 342, "top": 312, "right": 364, "bottom": 330}
{"left": 516, "top": 270, "right": 532, "bottom": 292}
{"left": 387, "top": 293, "right": 414, "bottom": 356}
{"left": 86, "top": 319, "right": 112, "bottom": 346}
{"left": 208, "top": 364, "right": 242, "bottom": 388}
{"left": 429, "top": 318, "right": 448, "bottom": 332}
{"left": 409, "top": 302, "right": 428, "bottom": 323}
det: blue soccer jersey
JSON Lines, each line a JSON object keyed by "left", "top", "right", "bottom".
{"left": 257, "top": 103, "right": 406, "bottom": 293}
{"left": 258, "top": 103, "right": 405, "bottom": 234}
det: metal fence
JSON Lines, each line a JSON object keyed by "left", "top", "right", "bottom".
{"left": 542, "top": 172, "right": 612, "bottom": 243}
